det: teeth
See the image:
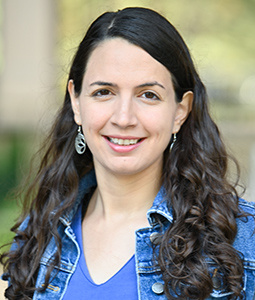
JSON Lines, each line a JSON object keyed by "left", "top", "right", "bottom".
{"left": 109, "top": 138, "right": 139, "bottom": 146}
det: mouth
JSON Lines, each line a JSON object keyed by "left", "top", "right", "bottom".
{"left": 106, "top": 137, "right": 143, "bottom": 146}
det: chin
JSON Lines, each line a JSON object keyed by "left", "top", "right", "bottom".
{"left": 106, "top": 165, "right": 144, "bottom": 177}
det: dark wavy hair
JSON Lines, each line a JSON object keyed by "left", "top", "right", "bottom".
{"left": 1, "top": 7, "right": 245, "bottom": 299}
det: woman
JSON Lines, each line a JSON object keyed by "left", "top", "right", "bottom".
{"left": 1, "top": 7, "right": 255, "bottom": 300}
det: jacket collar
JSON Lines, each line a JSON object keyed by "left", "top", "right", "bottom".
{"left": 147, "top": 186, "right": 173, "bottom": 226}
{"left": 60, "top": 170, "right": 97, "bottom": 226}
{"left": 60, "top": 169, "right": 173, "bottom": 227}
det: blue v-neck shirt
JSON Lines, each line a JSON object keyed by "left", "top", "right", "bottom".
{"left": 62, "top": 204, "right": 138, "bottom": 299}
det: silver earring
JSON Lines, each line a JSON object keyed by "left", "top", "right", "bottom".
{"left": 169, "top": 133, "right": 177, "bottom": 152}
{"left": 75, "top": 126, "right": 86, "bottom": 154}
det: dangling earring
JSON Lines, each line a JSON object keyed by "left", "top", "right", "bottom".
{"left": 169, "top": 133, "right": 177, "bottom": 152}
{"left": 75, "top": 126, "right": 86, "bottom": 154}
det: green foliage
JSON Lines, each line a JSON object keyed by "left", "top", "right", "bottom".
{"left": 0, "top": 198, "right": 20, "bottom": 249}
{"left": 0, "top": 133, "right": 32, "bottom": 247}
{"left": 0, "top": 133, "right": 30, "bottom": 203}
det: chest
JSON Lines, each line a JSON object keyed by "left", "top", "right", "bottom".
{"left": 81, "top": 218, "right": 137, "bottom": 284}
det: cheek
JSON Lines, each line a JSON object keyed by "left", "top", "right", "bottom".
{"left": 79, "top": 104, "right": 109, "bottom": 132}
{"left": 143, "top": 107, "right": 176, "bottom": 133}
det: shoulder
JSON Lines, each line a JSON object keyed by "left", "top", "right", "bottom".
{"left": 18, "top": 215, "right": 30, "bottom": 231}
{"left": 237, "top": 198, "right": 255, "bottom": 233}
{"left": 233, "top": 199, "right": 255, "bottom": 262}
{"left": 238, "top": 198, "right": 255, "bottom": 215}
{"left": 8, "top": 215, "right": 30, "bottom": 252}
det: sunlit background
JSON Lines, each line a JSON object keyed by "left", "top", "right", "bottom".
{"left": 0, "top": 0, "right": 255, "bottom": 294}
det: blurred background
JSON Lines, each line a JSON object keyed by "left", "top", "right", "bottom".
{"left": 0, "top": 0, "right": 255, "bottom": 293}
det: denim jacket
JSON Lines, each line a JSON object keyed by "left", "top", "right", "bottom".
{"left": 4, "top": 171, "right": 255, "bottom": 299}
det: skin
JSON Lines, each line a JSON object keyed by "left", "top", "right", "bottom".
{"left": 68, "top": 38, "right": 193, "bottom": 284}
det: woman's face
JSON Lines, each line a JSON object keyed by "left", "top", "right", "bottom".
{"left": 69, "top": 38, "right": 192, "bottom": 177}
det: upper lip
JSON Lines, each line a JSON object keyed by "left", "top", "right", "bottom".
{"left": 104, "top": 135, "right": 144, "bottom": 139}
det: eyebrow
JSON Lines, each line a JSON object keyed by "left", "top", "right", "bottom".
{"left": 89, "top": 81, "right": 165, "bottom": 89}
{"left": 137, "top": 82, "right": 165, "bottom": 90}
{"left": 90, "top": 81, "right": 117, "bottom": 87}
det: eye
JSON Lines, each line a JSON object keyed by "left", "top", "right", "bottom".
{"left": 92, "top": 89, "right": 113, "bottom": 97}
{"left": 140, "top": 91, "right": 160, "bottom": 101}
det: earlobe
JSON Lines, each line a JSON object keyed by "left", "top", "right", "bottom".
{"left": 68, "top": 80, "right": 82, "bottom": 125}
{"left": 172, "top": 91, "right": 193, "bottom": 134}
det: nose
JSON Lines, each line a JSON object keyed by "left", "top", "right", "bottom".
{"left": 111, "top": 95, "right": 138, "bottom": 128}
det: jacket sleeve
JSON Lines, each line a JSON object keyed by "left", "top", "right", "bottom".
{"left": 1, "top": 215, "right": 30, "bottom": 285}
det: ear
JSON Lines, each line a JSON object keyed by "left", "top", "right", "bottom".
{"left": 68, "top": 80, "right": 82, "bottom": 125}
{"left": 172, "top": 91, "right": 193, "bottom": 134}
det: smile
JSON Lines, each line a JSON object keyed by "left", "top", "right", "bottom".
{"left": 108, "top": 137, "right": 141, "bottom": 146}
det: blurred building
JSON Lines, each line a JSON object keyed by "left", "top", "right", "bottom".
{"left": 0, "top": 0, "right": 57, "bottom": 132}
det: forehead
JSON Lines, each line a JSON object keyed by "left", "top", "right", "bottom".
{"left": 83, "top": 38, "right": 172, "bottom": 85}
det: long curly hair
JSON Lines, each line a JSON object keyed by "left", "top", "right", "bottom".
{"left": 0, "top": 7, "right": 246, "bottom": 299}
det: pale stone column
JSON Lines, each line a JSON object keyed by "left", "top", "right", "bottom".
{"left": 0, "top": 0, "right": 57, "bottom": 131}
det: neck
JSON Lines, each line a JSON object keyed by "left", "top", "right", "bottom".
{"left": 89, "top": 163, "right": 162, "bottom": 221}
